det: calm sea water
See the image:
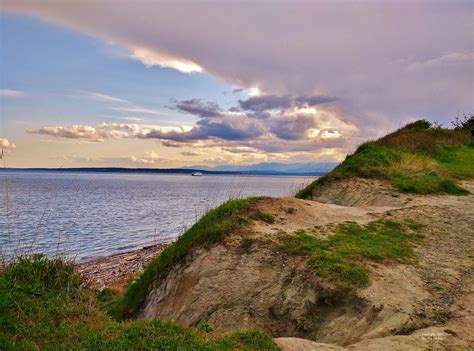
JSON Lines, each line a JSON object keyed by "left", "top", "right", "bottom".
{"left": 0, "top": 171, "right": 313, "bottom": 262}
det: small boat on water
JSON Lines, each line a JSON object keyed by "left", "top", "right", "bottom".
{"left": 191, "top": 172, "right": 203, "bottom": 176}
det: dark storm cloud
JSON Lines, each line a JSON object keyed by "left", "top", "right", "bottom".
{"left": 146, "top": 94, "right": 336, "bottom": 144}
{"left": 169, "top": 98, "right": 223, "bottom": 118}
{"left": 144, "top": 113, "right": 265, "bottom": 142}
{"left": 269, "top": 114, "right": 317, "bottom": 140}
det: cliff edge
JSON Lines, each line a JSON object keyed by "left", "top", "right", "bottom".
{"left": 117, "top": 120, "right": 474, "bottom": 350}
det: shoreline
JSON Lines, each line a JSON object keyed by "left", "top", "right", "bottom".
{"left": 77, "top": 243, "right": 168, "bottom": 294}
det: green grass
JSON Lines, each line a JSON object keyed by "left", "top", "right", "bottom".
{"left": 280, "top": 220, "right": 424, "bottom": 290}
{"left": 0, "top": 254, "right": 279, "bottom": 350}
{"left": 250, "top": 210, "right": 275, "bottom": 224}
{"left": 296, "top": 120, "right": 473, "bottom": 198}
{"left": 436, "top": 146, "right": 474, "bottom": 179}
{"left": 115, "top": 197, "right": 260, "bottom": 318}
{"left": 392, "top": 174, "right": 469, "bottom": 195}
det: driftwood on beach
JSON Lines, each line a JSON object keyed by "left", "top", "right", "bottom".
{"left": 77, "top": 243, "right": 168, "bottom": 294}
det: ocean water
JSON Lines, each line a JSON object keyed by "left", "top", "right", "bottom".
{"left": 0, "top": 171, "right": 314, "bottom": 262}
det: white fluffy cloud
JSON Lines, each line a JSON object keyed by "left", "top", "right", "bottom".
{"left": 0, "top": 138, "right": 16, "bottom": 149}
{"left": 27, "top": 123, "right": 191, "bottom": 143}
{"left": 27, "top": 123, "right": 143, "bottom": 142}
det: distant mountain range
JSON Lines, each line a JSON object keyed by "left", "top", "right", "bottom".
{"left": 182, "top": 162, "right": 338, "bottom": 175}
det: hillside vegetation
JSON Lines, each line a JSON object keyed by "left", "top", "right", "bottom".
{"left": 2, "top": 118, "right": 472, "bottom": 350}
{"left": 115, "top": 198, "right": 261, "bottom": 318}
{"left": 296, "top": 119, "right": 474, "bottom": 198}
{"left": 280, "top": 219, "right": 424, "bottom": 290}
{"left": 0, "top": 255, "right": 278, "bottom": 350}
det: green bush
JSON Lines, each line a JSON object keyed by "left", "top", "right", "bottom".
{"left": 452, "top": 113, "right": 474, "bottom": 131}
{"left": 404, "top": 119, "right": 432, "bottom": 130}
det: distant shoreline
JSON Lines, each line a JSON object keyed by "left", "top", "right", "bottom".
{"left": 2, "top": 167, "right": 327, "bottom": 177}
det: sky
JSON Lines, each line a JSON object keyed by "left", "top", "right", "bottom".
{"left": 1, "top": 1, "right": 473, "bottom": 168}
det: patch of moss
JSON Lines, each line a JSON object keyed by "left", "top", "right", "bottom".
{"left": 280, "top": 220, "right": 424, "bottom": 290}
{"left": 0, "top": 255, "right": 279, "bottom": 350}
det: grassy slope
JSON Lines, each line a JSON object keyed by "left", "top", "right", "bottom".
{"left": 280, "top": 219, "right": 424, "bottom": 290}
{"left": 296, "top": 120, "right": 473, "bottom": 198}
{"left": 115, "top": 197, "right": 262, "bottom": 318}
{"left": 0, "top": 255, "right": 279, "bottom": 351}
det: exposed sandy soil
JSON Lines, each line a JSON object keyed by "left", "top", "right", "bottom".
{"left": 141, "top": 178, "right": 474, "bottom": 350}
{"left": 308, "top": 177, "right": 410, "bottom": 207}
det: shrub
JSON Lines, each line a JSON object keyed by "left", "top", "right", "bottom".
{"left": 452, "top": 113, "right": 474, "bottom": 131}
{"left": 404, "top": 119, "right": 432, "bottom": 130}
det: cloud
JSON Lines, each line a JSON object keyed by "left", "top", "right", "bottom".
{"left": 8, "top": 1, "right": 472, "bottom": 164}
{"left": 110, "top": 106, "right": 160, "bottom": 115}
{"left": 27, "top": 123, "right": 144, "bottom": 142}
{"left": 180, "top": 151, "right": 200, "bottom": 157}
{"left": 129, "top": 45, "right": 203, "bottom": 73}
{"left": 73, "top": 90, "right": 161, "bottom": 116}
{"left": 63, "top": 151, "right": 164, "bottom": 167}
{"left": 268, "top": 114, "right": 317, "bottom": 140}
{"left": 0, "top": 89, "right": 24, "bottom": 97}
{"left": 120, "top": 117, "right": 144, "bottom": 122}
{"left": 145, "top": 115, "right": 264, "bottom": 142}
{"left": 407, "top": 52, "right": 474, "bottom": 71}
{"left": 238, "top": 95, "right": 337, "bottom": 113}
{"left": 28, "top": 94, "right": 362, "bottom": 157}
{"left": 4, "top": 1, "right": 472, "bottom": 125}
{"left": 129, "top": 151, "right": 162, "bottom": 165}
{"left": 138, "top": 95, "right": 361, "bottom": 155}
{"left": 79, "top": 91, "right": 128, "bottom": 103}
{"left": 170, "top": 98, "right": 223, "bottom": 118}
{"left": 0, "top": 138, "right": 16, "bottom": 149}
